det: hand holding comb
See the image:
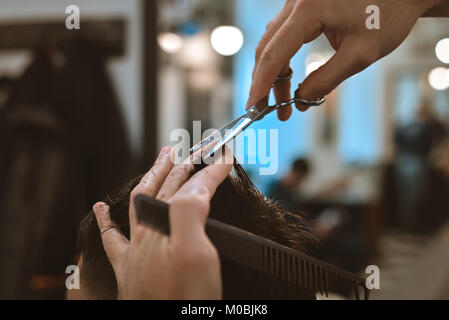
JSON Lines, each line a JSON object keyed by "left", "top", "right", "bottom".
{"left": 134, "top": 194, "right": 369, "bottom": 300}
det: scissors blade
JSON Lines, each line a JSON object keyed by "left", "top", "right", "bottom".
{"left": 201, "top": 115, "right": 253, "bottom": 160}
{"left": 190, "top": 96, "right": 273, "bottom": 161}
{"left": 190, "top": 112, "right": 252, "bottom": 154}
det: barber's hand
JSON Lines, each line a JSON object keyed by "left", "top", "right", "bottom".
{"left": 248, "top": 0, "right": 443, "bottom": 118}
{"left": 93, "top": 146, "right": 232, "bottom": 299}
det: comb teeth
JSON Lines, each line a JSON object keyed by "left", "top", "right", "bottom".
{"left": 274, "top": 247, "right": 279, "bottom": 277}
{"left": 324, "top": 269, "right": 329, "bottom": 297}
{"left": 294, "top": 257, "right": 300, "bottom": 286}
{"left": 262, "top": 245, "right": 335, "bottom": 295}
{"left": 303, "top": 260, "right": 307, "bottom": 289}
{"left": 263, "top": 242, "right": 368, "bottom": 299}
{"left": 364, "top": 286, "right": 370, "bottom": 300}
{"left": 279, "top": 250, "right": 283, "bottom": 279}
{"left": 266, "top": 243, "right": 367, "bottom": 299}
{"left": 354, "top": 282, "right": 360, "bottom": 300}
{"left": 319, "top": 266, "right": 324, "bottom": 296}
{"left": 303, "top": 260, "right": 310, "bottom": 289}
{"left": 295, "top": 256, "right": 300, "bottom": 287}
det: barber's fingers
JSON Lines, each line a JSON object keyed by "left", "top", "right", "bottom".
{"left": 297, "top": 39, "right": 376, "bottom": 107}
{"left": 252, "top": 0, "right": 296, "bottom": 80}
{"left": 156, "top": 162, "right": 195, "bottom": 201}
{"left": 247, "top": 2, "right": 323, "bottom": 109}
{"left": 273, "top": 66, "right": 293, "bottom": 121}
{"left": 129, "top": 146, "right": 174, "bottom": 237}
{"left": 156, "top": 147, "right": 206, "bottom": 201}
{"left": 93, "top": 202, "right": 129, "bottom": 274}
{"left": 253, "top": 2, "right": 295, "bottom": 121}
{"left": 157, "top": 144, "right": 235, "bottom": 201}
{"left": 169, "top": 150, "right": 232, "bottom": 244}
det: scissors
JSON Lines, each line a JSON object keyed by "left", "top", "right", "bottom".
{"left": 190, "top": 68, "right": 326, "bottom": 161}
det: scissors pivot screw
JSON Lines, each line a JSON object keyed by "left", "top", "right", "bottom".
{"left": 249, "top": 107, "right": 258, "bottom": 114}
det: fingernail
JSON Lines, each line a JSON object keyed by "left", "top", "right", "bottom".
{"left": 93, "top": 202, "right": 109, "bottom": 217}
{"left": 98, "top": 202, "right": 109, "bottom": 212}
{"left": 100, "top": 203, "right": 109, "bottom": 209}
{"left": 158, "top": 146, "right": 171, "bottom": 158}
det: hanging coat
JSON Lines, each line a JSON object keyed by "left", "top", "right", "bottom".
{"left": 0, "top": 39, "right": 131, "bottom": 298}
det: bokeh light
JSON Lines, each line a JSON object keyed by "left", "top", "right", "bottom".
{"left": 428, "top": 67, "right": 449, "bottom": 90}
{"left": 157, "top": 32, "right": 183, "bottom": 54}
{"left": 210, "top": 26, "right": 244, "bottom": 56}
{"left": 436, "top": 38, "right": 449, "bottom": 64}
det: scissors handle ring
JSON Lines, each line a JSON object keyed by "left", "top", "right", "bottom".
{"left": 294, "top": 96, "right": 326, "bottom": 107}
{"left": 292, "top": 83, "right": 325, "bottom": 107}
{"left": 274, "top": 97, "right": 325, "bottom": 110}
{"left": 271, "top": 80, "right": 325, "bottom": 108}
{"left": 272, "top": 67, "right": 293, "bottom": 87}
{"left": 274, "top": 93, "right": 325, "bottom": 110}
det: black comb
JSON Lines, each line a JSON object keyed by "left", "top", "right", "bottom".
{"left": 134, "top": 194, "right": 369, "bottom": 300}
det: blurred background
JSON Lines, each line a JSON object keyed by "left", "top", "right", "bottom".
{"left": 1, "top": 0, "right": 449, "bottom": 299}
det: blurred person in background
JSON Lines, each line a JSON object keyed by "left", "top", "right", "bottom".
{"left": 268, "top": 158, "right": 310, "bottom": 212}
{"left": 394, "top": 102, "right": 447, "bottom": 232}
{"left": 425, "top": 139, "right": 449, "bottom": 229}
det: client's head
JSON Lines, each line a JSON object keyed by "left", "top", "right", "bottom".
{"left": 77, "top": 161, "right": 316, "bottom": 299}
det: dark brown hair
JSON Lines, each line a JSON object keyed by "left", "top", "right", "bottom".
{"left": 78, "top": 162, "right": 316, "bottom": 299}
